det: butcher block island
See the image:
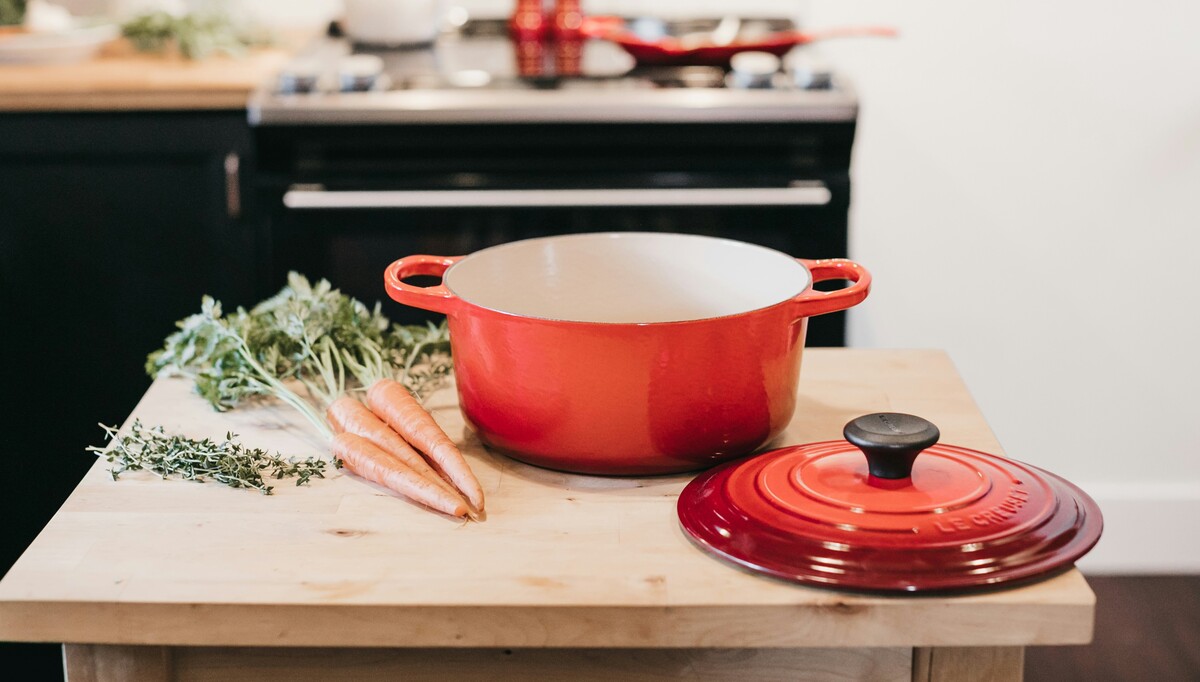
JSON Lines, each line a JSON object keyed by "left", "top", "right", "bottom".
{"left": 0, "top": 349, "right": 1094, "bottom": 681}
{"left": 0, "top": 37, "right": 304, "bottom": 111}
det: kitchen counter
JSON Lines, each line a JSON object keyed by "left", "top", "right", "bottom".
{"left": 0, "top": 37, "right": 306, "bottom": 111}
{"left": 0, "top": 349, "right": 1095, "bottom": 681}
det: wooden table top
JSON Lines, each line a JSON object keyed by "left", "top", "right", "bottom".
{"left": 0, "top": 36, "right": 304, "bottom": 111}
{"left": 0, "top": 349, "right": 1095, "bottom": 649}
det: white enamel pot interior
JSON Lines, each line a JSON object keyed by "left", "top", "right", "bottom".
{"left": 441, "top": 232, "right": 812, "bottom": 323}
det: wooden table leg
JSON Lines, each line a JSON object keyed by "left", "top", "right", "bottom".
{"left": 63, "top": 644, "right": 172, "bottom": 682}
{"left": 913, "top": 647, "right": 1025, "bottom": 682}
{"left": 69, "top": 644, "right": 1025, "bottom": 681}
{"left": 62, "top": 645, "right": 913, "bottom": 681}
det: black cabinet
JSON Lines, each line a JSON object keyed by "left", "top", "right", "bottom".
{"left": 0, "top": 110, "right": 257, "bottom": 676}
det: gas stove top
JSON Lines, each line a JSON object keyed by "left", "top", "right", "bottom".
{"left": 249, "top": 18, "right": 857, "bottom": 125}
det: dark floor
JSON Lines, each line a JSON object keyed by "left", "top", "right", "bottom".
{"left": 1026, "top": 575, "right": 1200, "bottom": 682}
{"left": 1, "top": 576, "right": 1197, "bottom": 680}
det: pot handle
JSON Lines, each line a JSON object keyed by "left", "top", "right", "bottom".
{"left": 792, "top": 258, "right": 872, "bottom": 317}
{"left": 383, "top": 255, "right": 465, "bottom": 315}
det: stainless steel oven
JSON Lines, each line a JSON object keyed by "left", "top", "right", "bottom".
{"left": 249, "top": 19, "right": 859, "bottom": 345}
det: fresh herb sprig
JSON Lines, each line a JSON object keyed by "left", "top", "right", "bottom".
{"left": 147, "top": 273, "right": 454, "bottom": 425}
{"left": 129, "top": 273, "right": 453, "bottom": 494}
{"left": 340, "top": 316, "right": 453, "bottom": 402}
{"left": 389, "top": 321, "right": 453, "bottom": 401}
{"left": 145, "top": 295, "right": 335, "bottom": 440}
{"left": 0, "top": 0, "right": 25, "bottom": 26}
{"left": 88, "top": 420, "right": 329, "bottom": 495}
{"left": 244, "top": 272, "right": 389, "bottom": 408}
{"left": 246, "top": 272, "right": 452, "bottom": 402}
{"left": 121, "top": 10, "right": 273, "bottom": 60}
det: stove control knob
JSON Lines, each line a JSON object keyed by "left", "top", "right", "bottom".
{"left": 277, "top": 59, "right": 322, "bottom": 94}
{"left": 788, "top": 50, "right": 833, "bottom": 90}
{"left": 727, "top": 51, "right": 781, "bottom": 89}
{"left": 338, "top": 54, "right": 385, "bottom": 92}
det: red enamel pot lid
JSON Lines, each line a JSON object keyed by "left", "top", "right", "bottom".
{"left": 677, "top": 413, "right": 1103, "bottom": 594}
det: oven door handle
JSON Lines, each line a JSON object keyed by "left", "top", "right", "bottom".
{"left": 282, "top": 182, "right": 831, "bottom": 209}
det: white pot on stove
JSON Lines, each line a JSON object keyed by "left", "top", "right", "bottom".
{"left": 342, "top": 0, "right": 445, "bottom": 46}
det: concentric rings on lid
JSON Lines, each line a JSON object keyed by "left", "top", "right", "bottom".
{"left": 677, "top": 413, "right": 1103, "bottom": 593}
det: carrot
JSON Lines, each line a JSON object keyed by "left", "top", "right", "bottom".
{"left": 331, "top": 432, "right": 468, "bottom": 517}
{"left": 367, "top": 378, "right": 485, "bottom": 512}
{"left": 326, "top": 395, "right": 463, "bottom": 500}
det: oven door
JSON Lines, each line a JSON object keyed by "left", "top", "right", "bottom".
{"left": 255, "top": 120, "right": 855, "bottom": 345}
{"left": 265, "top": 176, "right": 850, "bottom": 346}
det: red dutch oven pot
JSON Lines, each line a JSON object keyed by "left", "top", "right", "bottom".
{"left": 384, "top": 232, "right": 870, "bottom": 475}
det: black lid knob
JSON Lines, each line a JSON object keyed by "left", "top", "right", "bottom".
{"left": 843, "top": 413, "right": 940, "bottom": 480}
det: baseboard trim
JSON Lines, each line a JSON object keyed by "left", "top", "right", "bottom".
{"left": 1074, "top": 482, "right": 1200, "bottom": 574}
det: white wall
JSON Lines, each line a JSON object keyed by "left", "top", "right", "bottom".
{"left": 806, "top": 0, "right": 1200, "bottom": 572}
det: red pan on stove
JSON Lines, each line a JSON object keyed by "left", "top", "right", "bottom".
{"left": 579, "top": 16, "right": 898, "bottom": 67}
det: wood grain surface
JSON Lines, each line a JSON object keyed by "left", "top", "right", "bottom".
{"left": 64, "top": 644, "right": 172, "bottom": 682}
{"left": 914, "top": 646, "right": 1025, "bottom": 682}
{"left": 61, "top": 645, "right": 912, "bottom": 682}
{"left": 0, "top": 350, "right": 1096, "bottom": 649}
{"left": 0, "top": 37, "right": 302, "bottom": 111}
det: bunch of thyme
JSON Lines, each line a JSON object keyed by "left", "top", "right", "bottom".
{"left": 88, "top": 420, "right": 329, "bottom": 495}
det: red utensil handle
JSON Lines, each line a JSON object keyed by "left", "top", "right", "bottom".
{"left": 383, "top": 255, "right": 464, "bottom": 315}
{"left": 786, "top": 25, "right": 899, "bottom": 45}
{"left": 577, "top": 14, "right": 625, "bottom": 38}
{"left": 792, "top": 258, "right": 871, "bottom": 318}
